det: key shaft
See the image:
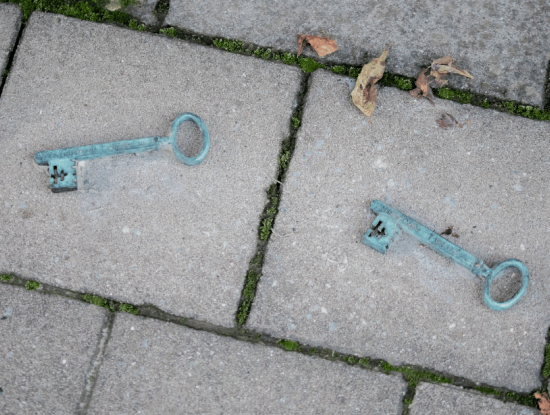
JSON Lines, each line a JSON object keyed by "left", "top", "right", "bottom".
{"left": 369, "top": 200, "right": 489, "bottom": 276}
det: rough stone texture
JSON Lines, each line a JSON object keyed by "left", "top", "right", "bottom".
{"left": 166, "top": 0, "right": 550, "bottom": 107}
{"left": 104, "top": 0, "right": 161, "bottom": 26}
{"left": 125, "top": 0, "right": 161, "bottom": 26}
{"left": 0, "top": 283, "right": 107, "bottom": 414}
{"left": 411, "top": 383, "right": 539, "bottom": 415}
{"left": 0, "top": 13, "right": 302, "bottom": 327}
{"left": 88, "top": 312, "right": 406, "bottom": 414}
{"left": 0, "top": 3, "right": 21, "bottom": 77}
{"left": 248, "top": 70, "right": 550, "bottom": 391}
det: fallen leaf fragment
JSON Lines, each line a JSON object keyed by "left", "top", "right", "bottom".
{"left": 411, "top": 56, "right": 473, "bottom": 104}
{"left": 351, "top": 45, "right": 390, "bottom": 117}
{"left": 436, "top": 112, "right": 462, "bottom": 129}
{"left": 535, "top": 392, "right": 550, "bottom": 415}
{"left": 429, "top": 56, "right": 473, "bottom": 87}
{"left": 410, "top": 69, "right": 435, "bottom": 105}
{"left": 297, "top": 33, "right": 338, "bottom": 57}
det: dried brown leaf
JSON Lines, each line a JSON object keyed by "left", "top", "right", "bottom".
{"left": 431, "top": 70, "right": 448, "bottom": 87}
{"left": 432, "top": 55, "right": 454, "bottom": 66}
{"left": 297, "top": 34, "right": 338, "bottom": 57}
{"left": 432, "top": 63, "right": 473, "bottom": 79}
{"left": 410, "top": 69, "right": 434, "bottom": 105}
{"left": 536, "top": 393, "right": 550, "bottom": 415}
{"left": 436, "top": 112, "right": 463, "bottom": 129}
{"left": 351, "top": 45, "right": 390, "bottom": 117}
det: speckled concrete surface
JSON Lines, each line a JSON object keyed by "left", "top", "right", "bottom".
{"left": 166, "top": 0, "right": 550, "bottom": 106}
{"left": 0, "top": 13, "right": 302, "bottom": 328}
{"left": 248, "top": 70, "right": 550, "bottom": 391}
{"left": 0, "top": 3, "right": 21, "bottom": 77}
{"left": 0, "top": 284, "right": 107, "bottom": 414}
{"left": 411, "top": 383, "right": 539, "bottom": 414}
{"left": 88, "top": 312, "right": 407, "bottom": 414}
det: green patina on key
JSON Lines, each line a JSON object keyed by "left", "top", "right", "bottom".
{"left": 363, "top": 200, "right": 529, "bottom": 311}
{"left": 34, "top": 113, "right": 210, "bottom": 192}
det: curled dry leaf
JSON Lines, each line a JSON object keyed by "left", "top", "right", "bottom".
{"left": 410, "top": 69, "right": 435, "bottom": 105}
{"left": 297, "top": 33, "right": 338, "bottom": 57}
{"left": 535, "top": 392, "right": 550, "bottom": 415}
{"left": 411, "top": 56, "right": 473, "bottom": 104}
{"left": 436, "top": 112, "right": 462, "bottom": 129}
{"left": 430, "top": 56, "right": 473, "bottom": 87}
{"left": 351, "top": 45, "right": 390, "bottom": 117}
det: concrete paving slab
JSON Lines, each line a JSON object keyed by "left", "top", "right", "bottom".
{"left": 248, "top": 70, "right": 550, "bottom": 391}
{"left": 410, "top": 382, "right": 538, "bottom": 415}
{"left": 166, "top": 0, "right": 550, "bottom": 107}
{"left": 0, "top": 283, "right": 107, "bottom": 414}
{"left": 0, "top": 13, "right": 302, "bottom": 327}
{"left": 0, "top": 3, "right": 21, "bottom": 76}
{"left": 88, "top": 312, "right": 407, "bottom": 414}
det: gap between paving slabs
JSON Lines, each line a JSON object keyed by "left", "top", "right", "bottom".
{"left": 1, "top": 0, "right": 550, "bottom": 118}
{"left": 1, "top": 274, "right": 549, "bottom": 413}
{"left": 1, "top": 3, "right": 549, "bottom": 411}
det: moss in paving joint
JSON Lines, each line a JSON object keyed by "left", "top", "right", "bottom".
{"left": 153, "top": 0, "right": 168, "bottom": 15}
{"left": 119, "top": 303, "right": 139, "bottom": 314}
{"left": 159, "top": 26, "right": 177, "bottom": 37}
{"left": 235, "top": 73, "right": 310, "bottom": 326}
{"left": 3, "top": 0, "right": 136, "bottom": 24}
{"left": 0, "top": 276, "right": 547, "bottom": 409}
{"left": 0, "top": 274, "right": 13, "bottom": 282}
{"left": 25, "top": 280, "right": 40, "bottom": 290}
{"left": 278, "top": 339, "right": 299, "bottom": 351}
{"left": 543, "top": 328, "right": 550, "bottom": 379}
{"left": 83, "top": 294, "right": 116, "bottom": 312}
{"left": 213, "top": 38, "right": 243, "bottom": 53}
{"left": 129, "top": 19, "right": 145, "bottom": 31}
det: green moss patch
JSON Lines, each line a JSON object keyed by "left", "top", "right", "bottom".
{"left": 82, "top": 293, "right": 116, "bottom": 311}
{"left": 543, "top": 330, "right": 550, "bottom": 378}
{"left": 25, "top": 280, "right": 39, "bottom": 290}
{"left": 159, "top": 27, "right": 177, "bottom": 37}
{"left": 297, "top": 57, "right": 324, "bottom": 73}
{"left": 119, "top": 303, "right": 139, "bottom": 314}
{"left": 4, "top": 0, "right": 134, "bottom": 24}
{"left": 278, "top": 339, "right": 299, "bottom": 351}
{"left": 213, "top": 38, "right": 243, "bottom": 53}
{"left": 236, "top": 271, "right": 261, "bottom": 325}
{"left": 434, "top": 87, "right": 472, "bottom": 104}
{"left": 0, "top": 274, "right": 13, "bottom": 282}
{"left": 380, "top": 72, "right": 414, "bottom": 91}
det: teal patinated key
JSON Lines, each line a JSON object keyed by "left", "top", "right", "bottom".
{"left": 34, "top": 113, "right": 210, "bottom": 192}
{"left": 363, "top": 200, "right": 529, "bottom": 311}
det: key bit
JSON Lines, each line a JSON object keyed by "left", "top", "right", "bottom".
{"left": 34, "top": 113, "right": 210, "bottom": 192}
{"left": 363, "top": 200, "right": 529, "bottom": 311}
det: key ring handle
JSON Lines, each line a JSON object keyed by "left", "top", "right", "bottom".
{"left": 169, "top": 113, "right": 210, "bottom": 166}
{"left": 483, "top": 259, "right": 529, "bottom": 311}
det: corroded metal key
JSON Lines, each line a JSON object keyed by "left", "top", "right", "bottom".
{"left": 34, "top": 113, "right": 210, "bottom": 192}
{"left": 363, "top": 200, "right": 529, "bottom": 311}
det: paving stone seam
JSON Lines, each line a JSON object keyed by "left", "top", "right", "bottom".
{"left": 1, "top": 1, "right": 549, "bottom": 118}
{"left": 0, "top": 7, "right": 23, "bottom": 98}
{"left": 544, "top": 59, "right": 550, "bottom": 111}
{"left": 235, "top": 71, "right": 310, "bottom": 326}
{"left": 1, "top": 274, "right": 547, "bottom": 410}
{"left": 0, "top": 3, "right": 549, "bottom": 410}
{"left": 154, "top": 23, "right": 550, "bottom": 118}
{"left": 75, "top": 311, "right": 115, "bottom": 415}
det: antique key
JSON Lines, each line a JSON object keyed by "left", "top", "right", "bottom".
{"left": 363, "top": 200, "right": 529, "bottom": 311}
{"left": 34, "top": 113, "right": 210, "bottom": 192}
